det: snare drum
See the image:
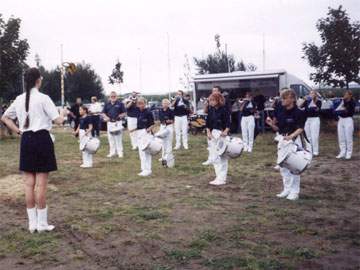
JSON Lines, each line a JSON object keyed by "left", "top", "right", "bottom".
{"left": 277, "top": 141, "right": 312, "bottom": 175}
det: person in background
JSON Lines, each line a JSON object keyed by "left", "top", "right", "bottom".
{"left": 89, "top": 96, "right": 102, "bottom": 137}
{"left": 266, "top": 88, "right": 306, "bottom": 201}
{"left": 158, "top": 99, "right": 175, "bottom": 166}
{"left": 335, "top": 90, "right": 355, "bottom": 160}
{"left": 125, "top": 91, "right": 140, "bottom": 150}
{"left": 135, "top": 97, "right": 155, "bottom": 176}
{"left": 240, "top": 92, "right": 256, "bottom": 152}
{"left": 74, "top": 105, "right": 93, "bottom": 168}
{"left": 1, "top": 67, "right": 65, "bottom": 233}
{"left": 102, "top": 91, "right": 126, "bottom": 158}
{"left": 206, "top": 92, "right": 231, "bottom": 186}
{"left": 172, "top": 90, "right": 190, "bottom": 150}
{"left": 69, "top": 97, "right": 82, "bottom": 132}
{"left": 301, "top": 90, "right": 322, "bottom": 156}
{"left": 253, "top": 89, "right": 266, "bottom": 133}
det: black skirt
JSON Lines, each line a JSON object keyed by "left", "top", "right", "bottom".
{"left": 20, "top": 130, "right": 57, "bottom": 173}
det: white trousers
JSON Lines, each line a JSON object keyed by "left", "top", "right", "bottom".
{"left": 137, "top": 129, "right": 152, "bottom": 173}
{"left": 211, "top": 129, "right": 228, "bottom": 182}
{"left": 107, "top": 122, "right": 123, "bottom": 156}
{"left": 127, "top": 117, "right": 138, "bottom": 149}
{"left": 174, "top": 115, "right": 188, "bottom": 148}
{"left": 278, "top": 136, "right": 301, "bottom": 196}
{"left": 304, "top": 117, "right": 320, "bottom": 155}
{"left": 241, "top": 115, "right": 255, "bottom": 151}
{"left": 337, "top": 117, "right": 354, "bottom": 157}
{"left": 79, "top": 129, "right": 93, "bottom": 166}
{"left": 161, "top": 124, "right": 174, "bottom": 162}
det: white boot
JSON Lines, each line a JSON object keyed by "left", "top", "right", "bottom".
{"left": 37, "top": 206, "right": 55, "bottom": 232}
{"left": 26, "top": 208, "right": 37, "bottom": 233}
{"left": 276, "top": 190, "right": 290, "bottom": 198}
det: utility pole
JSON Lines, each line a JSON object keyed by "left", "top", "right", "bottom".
{"left": 262, "top": 33, "right": 266, "bottom": 71}
{"left": 60, "top": 44, "right": 65, "bottom": 107}
{"left": 138, "top": 48, "right": 142, "bottom": 90}
{"left": 167, "top": 32, "right": 171, "bottom": 99}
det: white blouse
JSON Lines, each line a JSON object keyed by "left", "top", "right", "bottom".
{"left": 4, "top": 88, "right": 60, "bottom": 132}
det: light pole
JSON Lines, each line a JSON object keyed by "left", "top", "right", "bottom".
{"left": 60, "top": 44, "right": 65, "bottom": 107}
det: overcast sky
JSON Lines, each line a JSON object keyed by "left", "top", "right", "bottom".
{"left": 2, "top": 0, "right": 359, "bottom": 95}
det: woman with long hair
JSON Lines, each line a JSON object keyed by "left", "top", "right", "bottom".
{"left": 206, "top": 92, "right": 231, "bottom": 186}
{"left": 1, "top": 67, "right": 65, "bottom": 232}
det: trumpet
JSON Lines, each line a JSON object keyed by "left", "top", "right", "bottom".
{"left": 200, "top": 97, "right": 208, "bottom": 103}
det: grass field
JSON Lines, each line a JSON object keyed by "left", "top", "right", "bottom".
{"left": 0, "top": 127, "right": 359, "bottom": 270}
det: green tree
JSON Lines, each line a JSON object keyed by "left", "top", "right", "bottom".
{"left": 194, "top": 34, "right": 257, "bottom": 74}
{"left": 303, "top": 5, "right": 360, "bottom": 89}
{"left": 108, "top": 60, "right": 124, "bottom": 91}
{"left": 39, "top": 60, "right": 104, "bottom": 105}
{"left": 0, "top": 15, "right": 30, "bottom": 102}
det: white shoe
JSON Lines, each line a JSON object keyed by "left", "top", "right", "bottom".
{"left": 132, "top": 147, "right": 137, "bottom": 150}
{"left": 209, "top": 178, "right": 226, "bottom": 186}
{"left": 286, "top": 193, "right": 299, "bottom": 201}
{"left": 80, "top": 164, "right": 92, "bottom": 168}
{"left": 159, "top": 158, "right": 163, "bottom": 162}
{"left": 184, "top": 146, "right": 189, "bottom": 150}
{"left": 26, "top": 208, "right": 37, "bottom": 233}
{"left": 276, "top": 190, "right": 290, "bottom": 198}
{"left": 313, "top": 152, "right": 319, "bottom": 156}
{"left": 107, "top": 154, "right": 116, "bottom": 158}
{"left": 174, "top": 146, "right": 180, "bottom": 150}
{"left": 336, "top": 153, "right": 345, "bottom": 159}
{"left": 139, "top": 170, "right": 152, "bottom": 177}
{"left": 37, "top": 206, "right": 55, "bottom": 232}
{"left": 118, "top": 153, "right": 124, "bottom": 158}
{"left": 274, "top": 165, "right": 280, "bottom": 170}
{"left": 345, "top": 154, "right": 352, "bottom": 160}
{"left": 202, "top": 160, "right": 211, "bottom": 166}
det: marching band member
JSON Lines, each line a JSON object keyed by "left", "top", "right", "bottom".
{"left": 206, "top": 92, "right": 231, "bottom": 186}
{"left": 102, "top": 91, "right": 126, "bottom": 158}
{"left": 69, "top": 97, "right": 82, "bottom": 132}
{"left": 202, "top": 86, "right": 223, "bottom": 165}
{"left": 266, "top": 89, "right": 306, "bottom": 200}
{"left": 301, "top": 90, "right": 322, "bottom": 156}
{"left": 75, "top": 105, "right": 94, "bottom": 168}
{"left": 1, "top": 67, "right": 65, "bottom": 233}
{"left": 134, "top": 97, "right": 155, "bottom": 176}
{"left": 172, "top": 90, "right": 190, "bottom": 150}
{"left": 159, "top": 99, "right": 175, "bottom": 166}
{"left": 240, "top": 92, "right": 256, "bottom": 152}
{"left": 89, "top": 96, "right": 102, "bottom": 137}
{"left": 335, "top": 90, "right": 355, "bottom": 160}
{"left": 125, "top": 91, "right": 140, "bottom": 150}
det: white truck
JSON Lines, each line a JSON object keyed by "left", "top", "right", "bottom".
{"left": 192, "top": 69, "right": 311, "bottom": 111}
